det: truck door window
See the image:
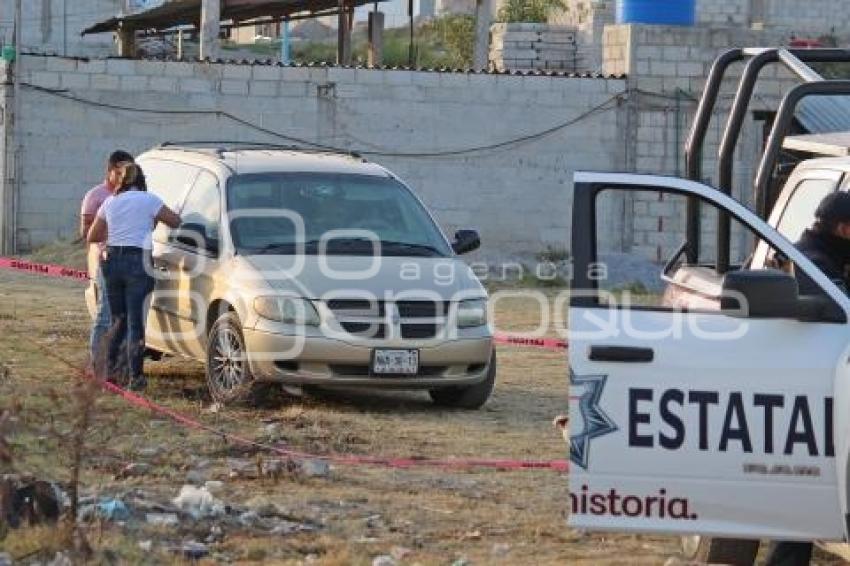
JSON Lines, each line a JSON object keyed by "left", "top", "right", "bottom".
{"left": 175, "top": 171, "right": 222, "bottom": 252}
{"left": 595, "top": 188, "right": 781, "bottom": 311}
{"left": 141, "top": 159, "right": 201, "bottom": 245}
{"left": 775, "top": 178, "right": 836, "bottom": 242}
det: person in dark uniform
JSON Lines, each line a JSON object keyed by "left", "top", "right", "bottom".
{"left": 765, "top": 191, "right": 850, "bottom": 566}
{"left": 793, "top": 191, "right": 850, "bottom": 296}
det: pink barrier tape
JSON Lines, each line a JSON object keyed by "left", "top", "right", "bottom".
{"left": 0, "top": 256, "right": 89, "bottom": 281}
{"left": 1, "top": 255, "right": 571, "bottom": 472}
{"left": 493, "top": 333, "right": 568, "bottom": 351}
{"left": 101, "top": 380, "right": 569, "bottom": 473}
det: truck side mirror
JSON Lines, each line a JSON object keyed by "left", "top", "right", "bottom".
{"left": 452, "top": 229, "right": 481, "bottom": 255}
{"left": 720, "top": 269, "right": 846, "bottom": 322}
{"left": 720, "top": 269, "right": 801, "bottom": 318}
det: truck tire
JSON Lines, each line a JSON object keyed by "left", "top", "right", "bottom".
{"left": 429, "top": 350, "right": 496, "bottom": 409}
{"left": 206, "top": 311, "right": 255, "bottom": 404}
{"left": 681, "top": 536, "right": 760, "bottom": 565}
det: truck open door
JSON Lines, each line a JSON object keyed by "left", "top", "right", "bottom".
{"left": 568, "top": 172, "right": 850, "bottom": 541}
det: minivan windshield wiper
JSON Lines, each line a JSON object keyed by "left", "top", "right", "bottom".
{"left": 246, "top": 238, "right": 445, "bottom": 257}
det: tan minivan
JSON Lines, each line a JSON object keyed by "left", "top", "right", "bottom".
{"left": 86, "top": 143, "right": 495, "bottom": 408}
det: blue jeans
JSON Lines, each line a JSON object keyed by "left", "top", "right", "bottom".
{"left": 101, "top": 247, "right": 155, "bottom": 384}
{"left": 90, "top": 266, "right": 111, "bottom": 366}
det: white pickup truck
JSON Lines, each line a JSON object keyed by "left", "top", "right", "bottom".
{"left": 566, "top": 48, "right": 850, "bottom": 564}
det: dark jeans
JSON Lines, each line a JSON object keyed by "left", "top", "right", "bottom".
{"left": 765, "top": 541, "right": 813, "bottom": 566}
{"left": 101, "top": 246, "right": 154, "bottom": 384}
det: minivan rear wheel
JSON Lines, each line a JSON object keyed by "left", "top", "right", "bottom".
{"left": 206, "top": 311, "right": 254, "bottom": 404}
{"left": 429, "top": 350, "right": 496, "bottom": 410}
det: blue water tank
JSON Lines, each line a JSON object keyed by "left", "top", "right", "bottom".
{"left": 616, "top": 0, "right": 696, "bottom": 26}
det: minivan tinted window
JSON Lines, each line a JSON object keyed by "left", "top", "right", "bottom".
{"left": 227, "top": 173, "right": 451, "bottom": 257}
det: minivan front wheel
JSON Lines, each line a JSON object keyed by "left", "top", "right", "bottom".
{"left": 429, "top": 350, "right": 496, "bottom": 410}
{"left": 206, "top": 311, "right": 254, "bottom": 404}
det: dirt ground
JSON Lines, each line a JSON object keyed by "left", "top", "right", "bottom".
{"left": 0, "top": 269, "right": 842, "bottom": 565}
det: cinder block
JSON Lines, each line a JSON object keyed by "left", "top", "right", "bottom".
{"left": 77, "top": 59, "right": 107, "bottom": 74}
{"left": 149, "top": 76, "right": 179, "bottom": 93}
{"left": 105, "top": 58, "right": 136, "bottom": 76}
{"left": 90, "top": 74, "right": 121, "bottom": 91}
{"left": 220, "top": 79, "right": 249, "bottom": 95}
{"left": 135, "top": 60, "right": 166, "bottom": 76}
{"left": 251, "top": 65, "right": 281, "bottom": 81}
{"left": 121, "top": 75, "right": 149, "bottom": 91}
{"left": 60, "top": 72, "right": 90, "bottom": 90}
{"left": 222, "top": 64, "right": 252, "bottom": 80}
{"left": 46, "top": 57, "right": 78, "bottom": 73}
{"left": 383, "top": 70, "right": 413, "bottom": 85}
{"left": 163, "top": 62, "right": 194, "bottom": 77}
{"left": 249, "top": 80, "right": 278, "bottom": 97}
{"left": 180, "top": 78, "right": 214, "bottom": 94}
{"left": 31, "top": 71, "right": 61, "bottom": 89}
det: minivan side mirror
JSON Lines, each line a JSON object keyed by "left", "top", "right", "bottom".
{"left": 452, "top": 229, "right": 481, "bottom": 255}
{"left": 173, "top": 222, "right": 218, "bottom": 254}
{"left": 720, "top": 269, "right": 845, "bottom": 322}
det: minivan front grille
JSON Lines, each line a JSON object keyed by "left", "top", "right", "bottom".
{"left": 326, "top": 299, "right": 447, "bottom": 340}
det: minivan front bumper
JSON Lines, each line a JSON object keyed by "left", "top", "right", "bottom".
{"left": 243, "top": 329, "right": 493, "bottom": 388}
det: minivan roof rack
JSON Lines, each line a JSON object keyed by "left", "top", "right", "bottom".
{"left": 157, "top": 141, "right": 363, "bottom": 160}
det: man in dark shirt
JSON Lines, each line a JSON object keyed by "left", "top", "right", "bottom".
{"left": 794, "top": 191, "right": 850, "bottom": 296}
{"left": 765, "top": 191, "right": 850, "bottom": 566}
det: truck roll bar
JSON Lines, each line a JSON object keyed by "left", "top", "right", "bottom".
{"left": 685, "top": 47, "right": 850, "bottom": 273}
{"left": 754, "top": 80, "right": 850, "bottom": 218}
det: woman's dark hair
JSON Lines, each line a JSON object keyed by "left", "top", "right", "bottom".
{"left": 134, "top": 167, "right": 148, "bottom": 192}
{"left": 108, "top": 150, "right": 134, "bottom": 169}
{"left": 114, "top": 162, "right": 141, "bottom": 194}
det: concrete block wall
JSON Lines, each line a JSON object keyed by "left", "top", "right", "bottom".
{"left": 5, "top": 54, "right": 627, "bottom": 261}
{"left": 489, "top": 23, "right": 580, "bottom": 72}
{"left": 604, "top": 23, "right": 798, "bottom": 262}
{"left": 697, "top": 0, "right": 850, "bottom": 34}
{"left": 550, "top": 0, "right": 616, "bottom": 73}
{"left": 0, "top": 0, "right": 122, "bottom": 57}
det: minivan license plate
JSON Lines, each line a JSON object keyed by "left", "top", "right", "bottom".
{"left": 371, "top": 349, "right": 419, "bottom": 375}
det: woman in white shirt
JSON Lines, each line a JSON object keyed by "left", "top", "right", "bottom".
{"left": 87, "top": 162, "right": 181, "bottom": 390}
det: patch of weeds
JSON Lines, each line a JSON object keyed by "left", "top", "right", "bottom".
{"left": 535, "top": 245, "right": 570, "bottom": 264}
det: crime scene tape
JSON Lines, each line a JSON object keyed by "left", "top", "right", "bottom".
{"left": 0, "top": 256, "right": 569, "bottom": 352}
{"left": 5, "top": 254, "right": 571, "bottom": 473}
{"left": 0, "top": 256, "right": 89, "bottom": 281}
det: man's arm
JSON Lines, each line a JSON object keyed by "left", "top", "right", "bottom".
{"left": 155, "top": 206, "right": 182, "bottom": 229}
{"left": 80, "top": 214, "right": 95, "bottom": 239}
{"left": 87, "top": 217, "right": 107, "bottom": 244}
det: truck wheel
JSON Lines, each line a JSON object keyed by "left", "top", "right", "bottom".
{"left": 206, "top": 311, "right": 254, "bottom": 404}
{"left": 681, "top": 536, "right": 760, "bottom": 565}
{"left": 429, "top": 351, "right": 496, "bottom": 409}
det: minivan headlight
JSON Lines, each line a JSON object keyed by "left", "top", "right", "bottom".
{"left": 456, "top": 299, "right": 488, "bottom": 328}
{"left": 253, "top": 296, "right": 320, "bottom": 326}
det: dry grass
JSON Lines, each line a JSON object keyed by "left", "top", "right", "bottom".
{"left": 0, "top": 269, "right": 840, "bottom": 564}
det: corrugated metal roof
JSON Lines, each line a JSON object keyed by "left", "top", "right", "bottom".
{"left": 83, "top": 0, "right": 387, "bottom": 35}
{"left": 22, "top": 52, "right": 628, "bottom": 79}
{"left": 797, "top": 96, "right": 850, "bottom": 133}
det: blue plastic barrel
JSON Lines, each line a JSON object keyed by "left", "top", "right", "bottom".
{"left": 616, "top": 0, "right": 696, "bottom": 26}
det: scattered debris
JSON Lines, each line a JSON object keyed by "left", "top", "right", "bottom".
{"left": 391, "top": 546, "right": 413, "bottom": 560}
{"left": 204, "top": 480, "right": 224, "bottom": 493}
{"left": 206, "top": 524, "right": 225, "bottom": 543}
{"left": 300, "top": 459, "right": 331, "bottom": 478}
{"left": 228, "top": 458, "right": 257, "bottom": 479}
{"left": 146, "top": 512, "right": 179, "bottom": 527}
{"left": 138, "top": 541, "right": 153, "bottom": 553}
{"left": 80, "top": 498, "right": 130, "bottom": 522}
{"left": 117, "top": 462, "right": 152, "bottom": 479}
{"left": 185, "top": 469, "right": 208, "bottom": 485}
{"left": 0, "top": 552, "right": 11, "bottom": 566}
{"left": 451, "top": 559, "right": 471, "bottom": 566}
{"left": 372, "top": 555, "right": 397, "bottom": 566}
{"left": 491, "top": 543, "right": 511, "bottom": 557}
{"left": 180, "top": 541, "right": 209, "bottom": 560}
{"left": 47, "top": 552, "right": 73, "bottom": 566}
{"left": 0, "top": 475, "right": 61, "bottom": 528}
{"left": 172, "top": 485, "right": 226, "bottom": 519}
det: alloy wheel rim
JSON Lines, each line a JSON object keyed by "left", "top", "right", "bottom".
{"left": 211, "top": 326, "right": 244, "bottom": 393}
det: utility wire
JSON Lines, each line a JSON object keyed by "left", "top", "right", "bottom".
{"left": 21, "top": 82, "right": 623, "bottom": 159}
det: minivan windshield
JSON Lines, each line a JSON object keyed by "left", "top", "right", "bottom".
{"left": 227, "top": 173, "right": 452, "bottom": 257}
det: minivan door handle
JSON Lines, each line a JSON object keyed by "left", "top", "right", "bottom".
{"left": 588, "top": 345, "right": 654, "bottom": 363}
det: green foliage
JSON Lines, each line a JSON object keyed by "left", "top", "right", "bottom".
{"left": 227, "top": 15, "right": 476, "bottom": 69}
{"left": 496, "top": 0, "right": 567, "bottom": 23}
